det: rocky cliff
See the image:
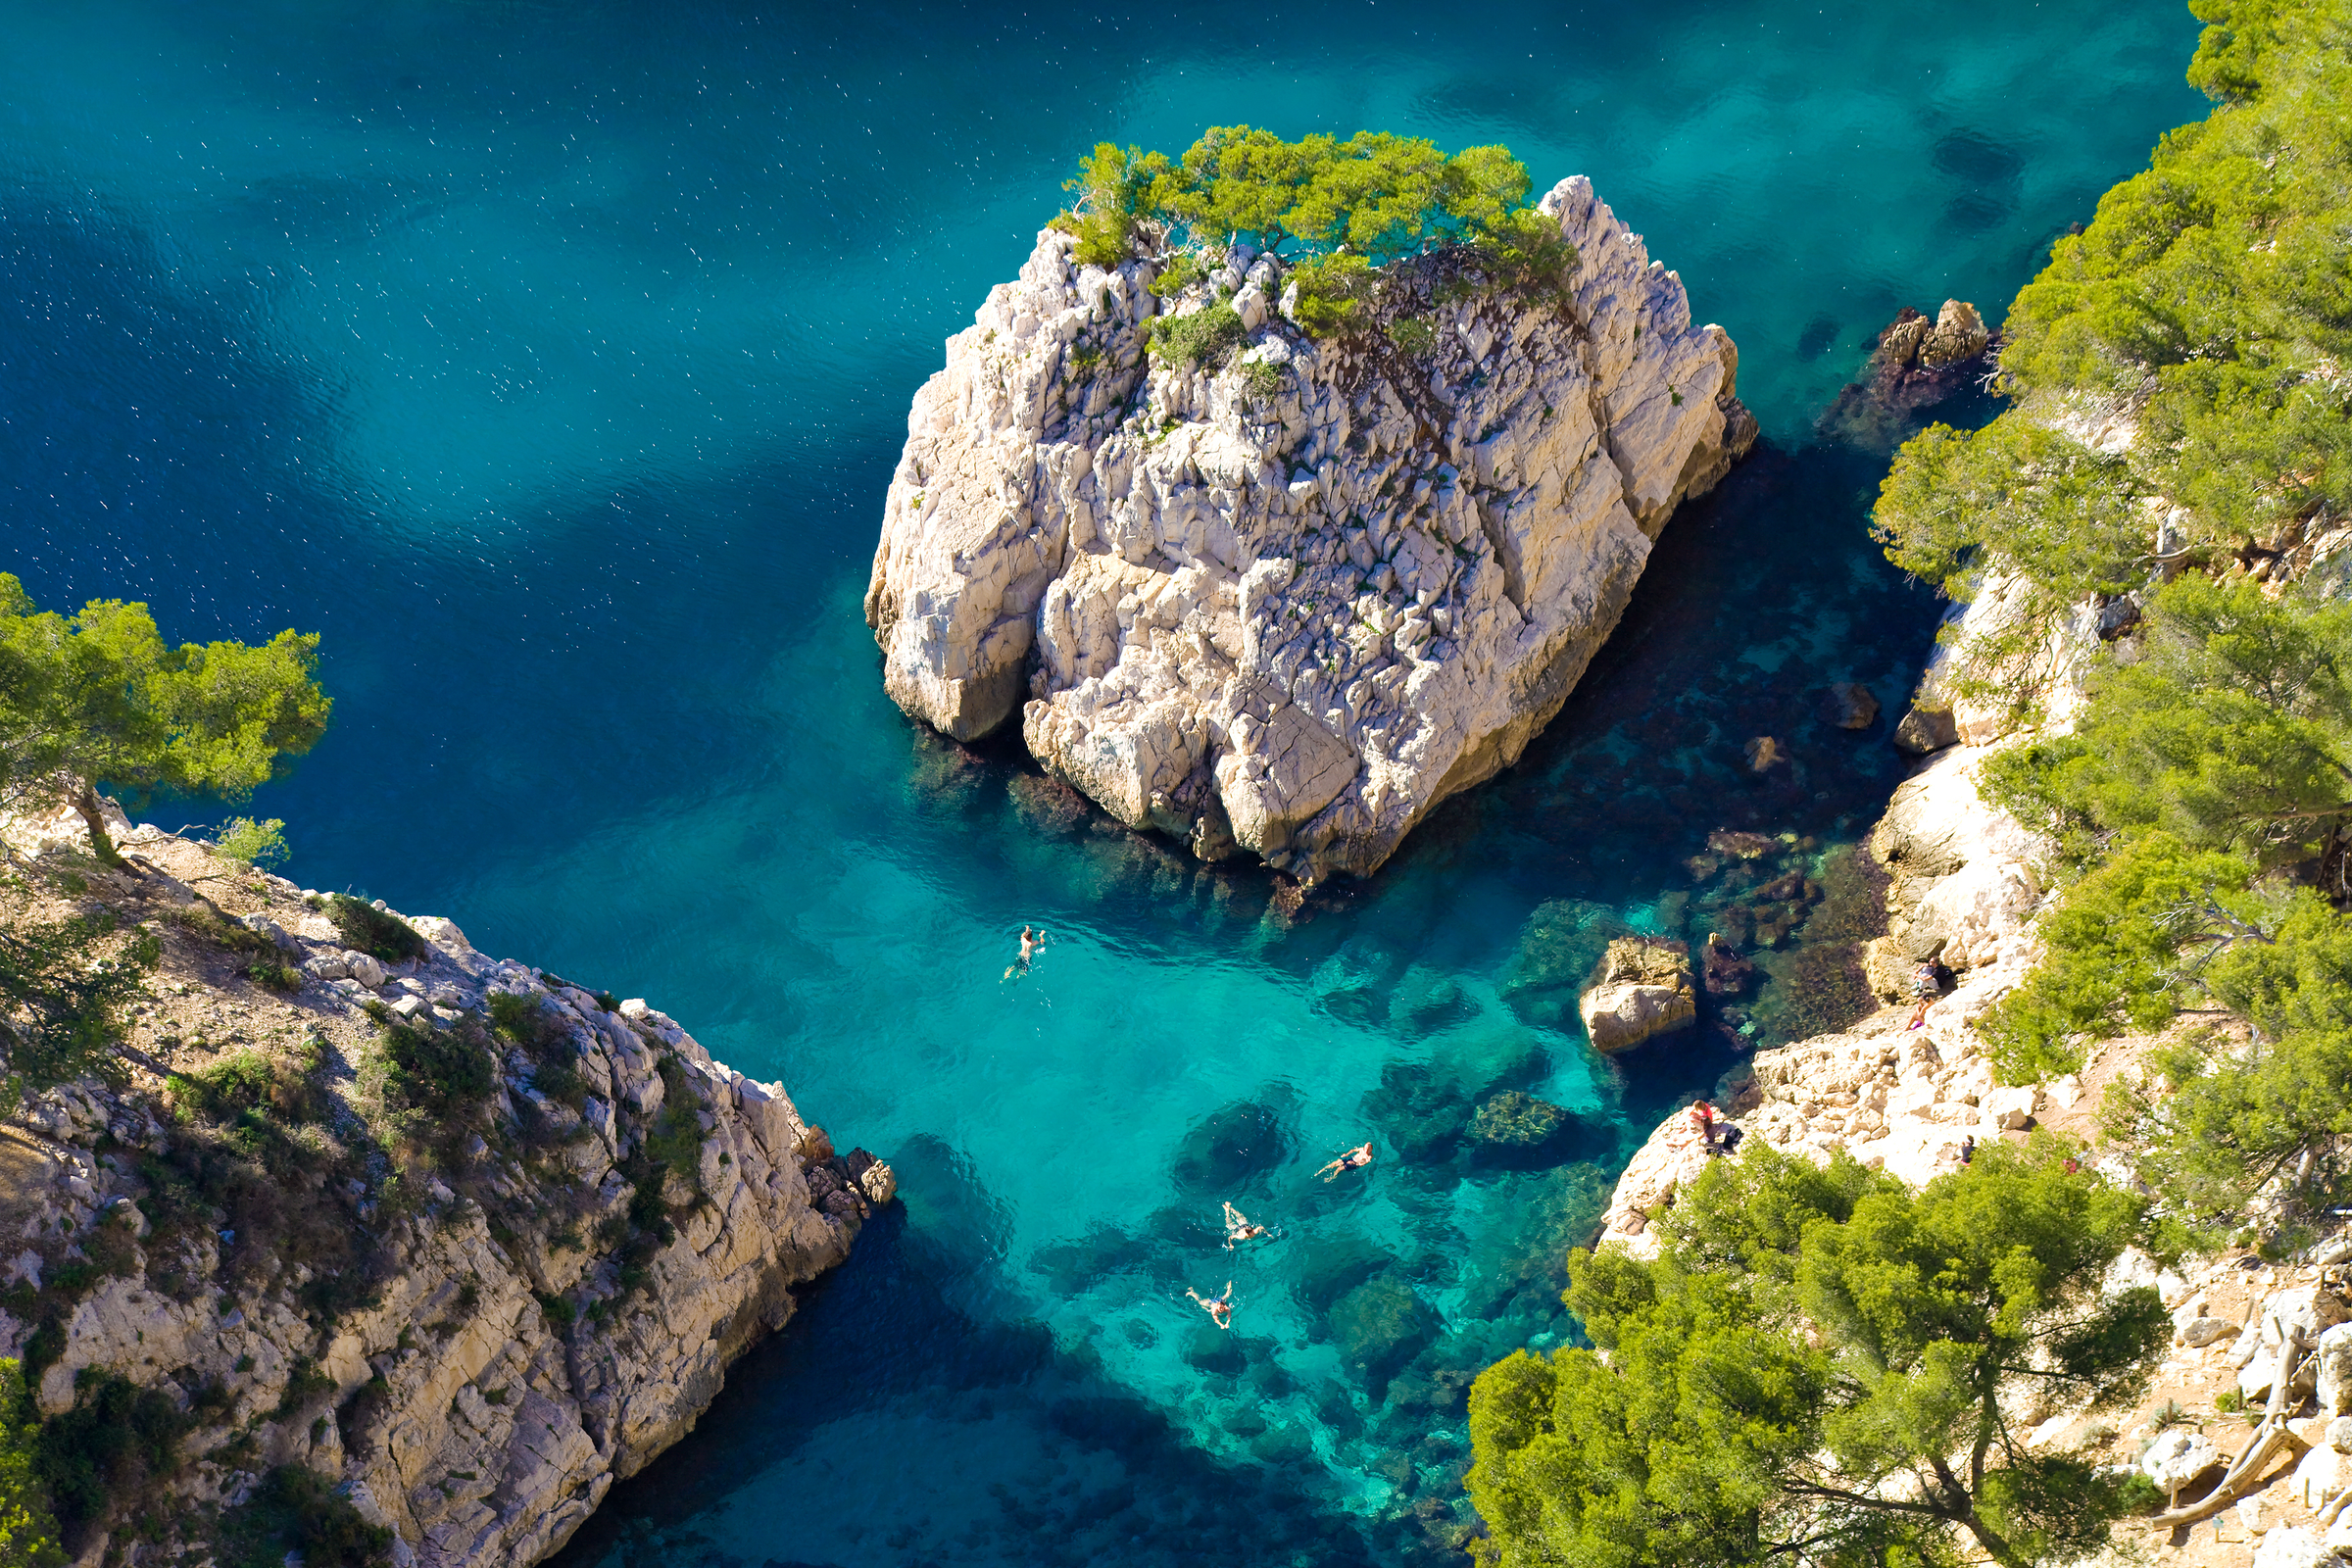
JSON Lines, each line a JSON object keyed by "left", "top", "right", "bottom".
{"left": 0, "top": 803, "right": 889, "bottom": 1568}
{"left": 866, "top": 175, "right": 1755, "bottom": 881}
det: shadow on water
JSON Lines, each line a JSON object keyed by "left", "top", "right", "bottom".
{"left": 554, "top": 1178, "right": 1390, "bottom": 1568}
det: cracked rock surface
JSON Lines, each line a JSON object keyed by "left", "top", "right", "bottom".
{"left": 0, "top": 802, "right": 886, "bottom": 1568}
{"left": 867, "top": 175, "right": 1755, "bottom": 880}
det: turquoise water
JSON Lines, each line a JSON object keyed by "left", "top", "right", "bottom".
{"left": 0, "top": 2, "right": 2203, "bottom": 1562}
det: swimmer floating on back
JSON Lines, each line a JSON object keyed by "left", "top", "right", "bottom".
{"left": 1222, "top": 1202, "right": 1266, "bottom": 1249}
{"left": 1317, "top": 1142, "right": 1374, "bottom": 1182}
{"left": 1187, "top": 1281, "right": 1234, "bottom": 1330}
{"left": 1002, "top": 924, "right": 1044, "bottom": 981}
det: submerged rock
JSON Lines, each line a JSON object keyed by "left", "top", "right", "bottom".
{"left": 867, "top": 176, "right": 1754, "bottom": 881}
{"left": 1698, "top": 931, "right": 1754, "bottom": 996}
{"left": 1501, "top": 899, "right": 1632, "bottom": 1027}
{"left": 1329, "top": 1276, "right": 1444, "bottom": 1390}
{"left": 1819, "top": 681, "right": 1881, "bottom": 729}
{"left": 1468, "top": 1090, "right": 1567, "bottom": 1148}
{"left": 1578, "top": 937, "right": 1697, "bottom": 1053}
{"left": 1170, "top": 1096, "right": 1293, "bottom": 1195}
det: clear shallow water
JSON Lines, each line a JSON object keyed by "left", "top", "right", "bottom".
{"left": 0, "top": 2, "right": 2202, "bottom": 1563}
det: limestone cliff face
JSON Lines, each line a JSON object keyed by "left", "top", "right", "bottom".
{"left": 0, "top": 806, "right": 888, "bottom": 1568}
{"left": 866, "top": 175, "right": 1756, "bottom": 880}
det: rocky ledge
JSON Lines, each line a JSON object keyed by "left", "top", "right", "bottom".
{"left": 866, "top": 175, "right": 1755, "bottom": 880}
{"left": 1598, "top": 585, "right": 2053, "bottom": 1251}
{"left": 0, "top": 801, "right": 889, "bottom": 1568}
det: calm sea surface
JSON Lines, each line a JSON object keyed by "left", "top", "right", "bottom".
{"left": 0, "top": 2, "right": 2201, "bottom": 1562}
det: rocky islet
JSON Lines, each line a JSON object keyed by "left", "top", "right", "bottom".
{"left": 867, "top": 174, "right": 1756, "bottom": 881}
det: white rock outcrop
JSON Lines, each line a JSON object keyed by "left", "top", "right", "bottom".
{"left": 867, "top": 176, "right": 1754, "bottom": 879}
{"left": 0, "top": 811, "right": 890, "bottom": 1568}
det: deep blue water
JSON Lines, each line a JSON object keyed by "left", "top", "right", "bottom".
{"left": 0, "top": 2, "right": 2204, "bottom": 1563}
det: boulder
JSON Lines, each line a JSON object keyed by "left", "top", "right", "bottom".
{"left": 411, "top": 915, "right": 472, "bottom": 952}
{"left": 1705, "top": 830, "right": 1776, "bottom": 859}
{"left": 866, "top": 177, "right": 1755, "bottom": 880}
{"left": 1979, "top": 1084, "right": 2037, "bottom": 1132}
{"left": 1890, "top": 705, "right": 1960, "bottom": 756}
{"left": 1327, "top": 1276, "right": 1442, "bottom": 1389}
{"left": 2177, "top": 1315, "right": 2238, "bottom": 1349}
{"left": 1742, "top": 736, "right": 1784, "bottom": 771}
{"left": 2141, "top": 1428, "right": 2223, "bottom": 1497}
{"left": 2252, "top": 1527, "right": 2333, "bottom": 1568}
{"left": 1818, "top": 301, "right": 1996, "bottom": 448}
{"left": 241, "top": 912, "right": 294, "bottom": 949}
{"left": 2292, "top": 1443, "right": 2347, "bottom": 1510}
{"left": 843, "top": 1148, "right": 899, "bottom": 1205}
{"left": 1578, "top": 939, "right": 1696, "bottom": 1054}
{"left": 2317, "top": 1320, "right": 2352, "bottom": 1415}
{"left": 1819, "top": 682, "right": 1881, "bottom": 729}
{"left": 346, "top": 952, "right": 387, "bottom": 989}
{"left": 1918, "top": 300, "right": 1990, "bottom": 368}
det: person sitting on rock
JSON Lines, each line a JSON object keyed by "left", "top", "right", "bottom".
{"left": 1906, "top": 960, "right": 1939, "bottom": 1030}
{"left": 1317, "top": 1142, "right": 1374, "bottom": 1182}
{"left": 1222, "top": 1202, "right": 1266, "bottom": 1249}
{"left": 1690, "top": 1100, "right": 1718, "bottom": 1149}
{"left": 1187, "top": 1281, "right": 1234, "bottom": 1330}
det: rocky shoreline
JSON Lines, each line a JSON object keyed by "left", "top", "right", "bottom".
{"left": 0, "top": 802, "right": 889, "bottom": 1568}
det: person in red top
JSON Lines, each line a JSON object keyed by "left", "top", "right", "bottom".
{"left": 1690, "top": 1100, "right": 1718, "bottom": 1150}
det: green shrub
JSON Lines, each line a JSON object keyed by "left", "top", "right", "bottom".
{"left": 242, "top": 958, "right": 303, "bottom": 993}
{"left": 34, "top": 1372, "right": 188, "bottom": 1547}
{"left": 488, "top": 993, "right": 588, "bottom": 1112}
{"left": 216, "top": 1465, "right": 391, "bottom": 1568}
{"left": 325, "top": 895, "right": 426, "bottom": 964}
{"left": 1287, "top": 253, "right": 1371, "bottom": 338}
{"left": 213, "top": 818, "right": 289, "bottom": 871}
{"left": 1148, "top": 250, "right": 1205, "bottom": 299}
{"left": 271, "top": 1357, "right": 336, "bottom": 1419}
{"left": 643, "top": 1060, "right": 703, "bottom": 1180}
{"left": 1387, "top": 315, "right": 1437, "bottom": 357}
{"left": 379, "top": 1020, "right": 494, "bottom": 1116}
{"left": 0, "top": 1361, "right": 62, "bottom": 1568}
{"left": 1470, "top": 207, "right": 1580, "bottom": 299}
{"left": 1150, "top": 304, "right": 1247, "bottom": 370}
{"left": 1053, "top": 142, "right": 1163, "bottom": 267}
{"left": 1241, "top": 360, "right": 1281, "bottom": 402}
{"left": 0, "top": 912, "right": 155, "bottom": 1100}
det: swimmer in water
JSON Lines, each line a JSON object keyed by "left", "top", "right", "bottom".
{"left": 1186, "top": 1281, "right": 1234, "bottom": 1330}
{"left": 1222, "top": 1201, "right": 1266, "bottom": 1249}
{"left": 1003, "top": 924, "right": 1042, "bottom": 981}
{"left": 1316, "top": 1142, "right": 1374, "bottom": 1182}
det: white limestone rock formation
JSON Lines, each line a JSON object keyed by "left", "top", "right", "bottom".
{"left": 0, "top": 809, "right": 889, "bottom": 1568}
{"left": 867, "top": 175, "right": 1755, "bottom": 880}
{"left": 1577, "top": 937, "right": 1697, "bottom": 1053}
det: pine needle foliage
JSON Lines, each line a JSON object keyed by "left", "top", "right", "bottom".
{"left": 1871, "top": 0, "right": 2352, "bottom": 694}
{"left": 1467, "top": 1141, "right": 2164, "bottom": 1568}
{"left": 1048, "top": 128, "right": 1579, "bottom": 338}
